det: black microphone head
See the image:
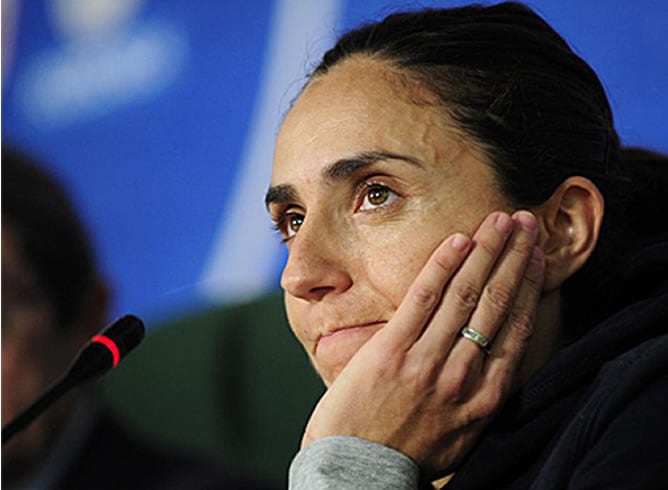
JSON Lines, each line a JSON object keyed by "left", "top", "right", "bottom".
{"left": 67, "top": 315, "right": 145, "bottom": 383}
{"left": 99, "top": 314, "right": 145, "bottom": 360}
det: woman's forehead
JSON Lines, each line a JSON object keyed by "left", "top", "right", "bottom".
{"left": 296, "top": 56, "right": 435, "bottom": 116}
{"left": 273, "top": 57, "right": 461, "bottom": 180}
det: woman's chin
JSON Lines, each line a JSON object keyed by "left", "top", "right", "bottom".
{"left": 314, "top": 324, "right": 379, "bottom": 385}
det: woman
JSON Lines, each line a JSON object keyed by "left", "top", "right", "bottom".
{"left": 265, "top": 3, "right": 668, "bottom": 488}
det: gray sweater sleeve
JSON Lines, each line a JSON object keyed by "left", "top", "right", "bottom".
{"left": 288, "top": 436, "right": 420, "bottom": 490}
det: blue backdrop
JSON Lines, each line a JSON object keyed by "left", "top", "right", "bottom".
{"left": 3, "top": 0, "right": 667, "bottom": 327}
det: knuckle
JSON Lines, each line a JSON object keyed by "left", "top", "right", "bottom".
{"left": 483, "top": 282, "right": 515, "bottom": 315}
{"left": 432, "top": 248, "right": 452, "bottom": 272}
{"left": 523, "top": 267, "right": 544, "bottom": 292}
{"left": 508, "top": 307, "right": 535, "bottom": 340}
{"left": 369, "top": 351, "right": 399, "bottom": 377}
{"left": 509, "top": 240, "right": 535, "bottom": 257}
{"left": 440, "top": 364, "right": 470, "bottom": 400}
{"left": 476, "top": 388, "right": 504, "bottom": 418}
{"left": 406, "top": 360, "right": 440, "bottom": 391}
{"left": 409, "top": 284, "right": 439, "bottom": 310}
{"left": 451, "top": 281, "right": 480, "bottom": 311}
{"left": 476, "top": 237, "right": 498, "bottom": 258}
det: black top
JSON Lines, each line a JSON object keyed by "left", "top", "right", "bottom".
{"left": 448, "top": 240, "right": 668, "bottom": 489}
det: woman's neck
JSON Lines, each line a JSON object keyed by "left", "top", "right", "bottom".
{"left": 516, "top": 289, "right": 563, "bottom": 388}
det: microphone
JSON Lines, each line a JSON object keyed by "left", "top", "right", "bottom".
{"left": 2, "top": 314, "right": 145, "bottom": 446}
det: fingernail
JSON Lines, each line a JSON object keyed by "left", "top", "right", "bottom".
{"left": 515, "top": 211, "right": 537, "bottom": 232}
{"left": 495, "top": 213, "right": 513, "bottom": 234}
{"left": 451, "top": 233, "right": 470, "bottom": 251}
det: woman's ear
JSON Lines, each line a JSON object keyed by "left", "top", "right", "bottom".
{"left": 534, "top": 176, "right": 604, "bottom": 292}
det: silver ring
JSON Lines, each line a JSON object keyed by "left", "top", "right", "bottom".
{"left": 460, "top": 326, "right": 492, "bottom": 355}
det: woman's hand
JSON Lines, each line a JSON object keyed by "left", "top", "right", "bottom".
{"left": 300, "top": 210, "right": 545, "bottom": 478}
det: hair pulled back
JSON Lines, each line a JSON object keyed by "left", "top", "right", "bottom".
{"left": 309, "top": 2, "right": 632, "bottom": 335}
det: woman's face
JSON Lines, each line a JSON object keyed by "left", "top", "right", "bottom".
{"left": 269, "top": 57, "right": 512, "bottom": 385}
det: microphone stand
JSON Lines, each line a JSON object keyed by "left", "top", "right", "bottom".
{"left": 2, "top": 374, "right": 78, "bottom": 445}
{"left": 2, "top": 314, "right": 144, "bottom": 446}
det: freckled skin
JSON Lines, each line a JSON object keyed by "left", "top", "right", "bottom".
{"left": 271, "top": 56, "right": 512, "bottom": 385}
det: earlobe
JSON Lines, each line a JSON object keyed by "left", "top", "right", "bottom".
{"left": 535, "top": 177, "right": 604, "bottom": 292}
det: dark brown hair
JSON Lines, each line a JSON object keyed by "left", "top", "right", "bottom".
{"left": 307, "top": 2, "right": 649, "bottom": 335}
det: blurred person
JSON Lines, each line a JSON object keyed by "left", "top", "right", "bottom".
{"left": 1, "top": 145, "right": 272, "bottom": 490}
{"left": 263, "top": 2, "right": 668, "bottom": 488}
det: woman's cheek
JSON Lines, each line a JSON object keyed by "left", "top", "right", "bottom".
{"left": 360, "top": 227, "right": 444, "bottom": 305}
{"left": 284, "top": 297, "right": 309, "bottom": 347}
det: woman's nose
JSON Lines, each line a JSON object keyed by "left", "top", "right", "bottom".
{"left": 280, "top": 225, "right": 353, "bottom": 302}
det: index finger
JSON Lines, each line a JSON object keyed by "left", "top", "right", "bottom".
{"left": 374, "top": 233, "right": 472, "bottom": 352}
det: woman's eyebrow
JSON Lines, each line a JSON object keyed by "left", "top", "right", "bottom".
{"left": 265, "top": 151, "right": 422, "bottom": 209}
{"left": 265, "top": 184, "right": 298, "bottom": 210}
{"left": 324, "top": 151, "right": 423, "bottom": 182}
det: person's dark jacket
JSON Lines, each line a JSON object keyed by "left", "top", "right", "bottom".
{"left": 448, "top": 239, "right": 668, "bottom": 489}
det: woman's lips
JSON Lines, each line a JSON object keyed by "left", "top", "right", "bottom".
{"left": 314, "top": 322, "right": 385, "bottom": 370}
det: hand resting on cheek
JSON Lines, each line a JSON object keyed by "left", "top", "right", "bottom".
{"left": 300, "top": 210, "right": 545, "bottom": 478}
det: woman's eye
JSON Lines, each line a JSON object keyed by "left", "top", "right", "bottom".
{"left": 359, "top": 184, "right": 398, "bottom": 211}
{"left": 272, "top": 209, "right": 304, "bottom": 242}
{"left": 284, "top": 212, "right": 304, "bottom": 239}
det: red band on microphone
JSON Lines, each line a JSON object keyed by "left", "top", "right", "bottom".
{"left": 91, "top": 335, "right": 121, "bottom": 367}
